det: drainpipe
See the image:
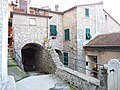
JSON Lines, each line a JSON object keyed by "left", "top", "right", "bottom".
{"left": 47, "top": 18, "right": 49, "bottom": 39}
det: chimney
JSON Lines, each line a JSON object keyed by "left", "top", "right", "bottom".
{"left": 19, "top": 0, "right": 28, "bottom": 13}
{"left": 16, "top": 0, "right": 18, "bottom": 3}
{"left": 55, "top": 4, "right": 59, "bottom": 12}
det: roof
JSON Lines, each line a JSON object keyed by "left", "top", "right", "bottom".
{"left": 30, "top": 2, "right": 103, "bottom": 14}
{"left": 11, "top": 12, "right": 52, "bottom": 19}
{"left": 64, "top": 2, "right": 103, "bottom": 13}
{"left": 84, "top": 33, "right": 120, "bottom": 48}
{"left": 30, "top": 7, "right": 63, "bottom": 15}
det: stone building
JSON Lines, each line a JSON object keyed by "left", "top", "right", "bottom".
{"left": 11, "top": 11, "right": 52, "bottom": 71}
{"left": 10, "top": 1, "right": 120, "bottom": 73}
{"left": 62, "top": 2, "right": 120, "bottom": 72}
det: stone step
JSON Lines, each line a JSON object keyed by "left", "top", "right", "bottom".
{"left": 8, "top": 54, "right": 13, "bottom": 59}
{"left": 8, "top": 49, "right": 14, "bottom": 60}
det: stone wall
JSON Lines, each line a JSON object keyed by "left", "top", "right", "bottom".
{"left": 55, "top": 66, "right": 99, "bottom": 90}
{"left": 63, "top": 8, "right": 78, "bottom": 70}
{"left": 12, "top": 13, "right": 49, "bottom": 57}
{"left": 55, "top": 66, "right": 107, "bottom": 90}
{"left": 49, "top": 13, "right": 63, "bottom": 51}
{"left": 40, "top": 49, "right": 58, "bottom": 73}
{"left": 103, "top": 10, "right": 120, "bottom": 33}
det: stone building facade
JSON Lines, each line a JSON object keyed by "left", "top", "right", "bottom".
{"left": 11, "top": 2, "right": 120, "bottom": 73}
{"left": 49, "top": 12, "right": 63, "bottom": 50}
{"left": 12, "top": 12, "right": 51, "bottom": 56}
{"left": 62, "top": 2, "right": 120, "bottom": 72}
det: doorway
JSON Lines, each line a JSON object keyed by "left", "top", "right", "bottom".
{"left": 86, "top": 55, "right": 98, "bottom": 78}
{"left": 21, "top": 43, "right": 43, "bottom": 72}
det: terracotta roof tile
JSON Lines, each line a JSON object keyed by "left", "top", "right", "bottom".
{"left": 85, "top": 33, "right": 120, "bottom": 47}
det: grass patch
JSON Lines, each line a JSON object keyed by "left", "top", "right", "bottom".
{"left": 8, "top": 59, "right": 28, "bottom": 82}
{"left": 8, "top": 60, "right": 17, "bottom": 66}
{"left": 8, "top": 66, "right": 28, "bottom": 81}
{"left": 8, "top": 53, "right": 28, "bottom": 82}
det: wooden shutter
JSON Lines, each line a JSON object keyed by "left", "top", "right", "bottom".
{"left": 64, "top": 53, "right": 68, "bottom": 65}
{"left": 65, "top": 29, "right": 70, "bottom": 40}
{"left": 86, "top": 28, "right": 91, "bottom": 40}
{"left": 50, "top": 25, "right": 57, "bottom": 36}
{"left": 85, "top": 8, "right": 89, "bottom": 17}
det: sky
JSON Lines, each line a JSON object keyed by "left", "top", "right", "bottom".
{"left": 8, "top": 0, "right": 120, "bottom": 23}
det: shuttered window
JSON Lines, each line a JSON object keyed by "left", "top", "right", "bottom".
{"left": 64, "top": 53, "right": 68, "bottom": 65}
{"left": 86, "top": 28, "right": 91, "bottom": 40}
{"left": 50, "top": 25, "right": 57, "bottom": 36}
{"left": 85, "top": 8, "right": 89, "bottom": 17}
{"left": 64, "top": 29, "right": 70, "bottom": 40}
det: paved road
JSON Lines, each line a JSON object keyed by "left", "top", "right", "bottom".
{"left": 16, "top": 74, "right": 67, "bottom": 90}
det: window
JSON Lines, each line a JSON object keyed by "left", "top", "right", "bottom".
{"left": 50, "top": 25, "right": 57, "bottom": 36}
{"left": 29, "top": 18, "right": 36, "bottom": 25}
{"left": 64, "top": 53, "right": 68, "bottom": 65}
{"left": 105, "top": 15, "right": 107, "bottom": 20}
{"left": 86, "top": 28, "right": 91, "bottom": 40}
{"left": 85, "top": 8, "right": 89, "bottom": 17}
{"left": 64, "top": 29, "right": 70, "bottom": 40}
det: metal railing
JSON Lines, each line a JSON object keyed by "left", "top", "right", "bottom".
{"left": 62, "top": 56, "right": 102, "bottom": 78}
{"left": 14, "top": 49, "right": 23, "bottom": 70}
{"left": 56, "top": 50, "right": 104, "bottom": 79}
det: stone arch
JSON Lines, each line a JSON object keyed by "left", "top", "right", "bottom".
{"left": 21, "top": 43, "right": 43, "bottom": 72}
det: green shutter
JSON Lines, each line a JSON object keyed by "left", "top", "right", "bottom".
{"left": 50, "top": 25, "right": 57, "bottom": 36}
{"left": 85, "top": 8, "right": 89, "bottom": 17}
{"left": 86, "top": 28, "right": 90, "bottom": 34}
{"left": 64, "top": 53, "right": 68, "bottom": 65}
{"left": 86, "top": 28, "right": 91, "bottom": 40}
{"left": 65, "top": 29, "right": 70, "bottom": 40}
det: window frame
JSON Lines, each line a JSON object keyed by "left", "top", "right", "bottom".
{"left": 64, "top": 29, "right": 70, "bottom": 41}
{"left": 105, "top": 15, "right": 107, "bottom": 20}
{"left": 85, "top": 28, "right": 91, "bottom": 40}
{"left": 64, "top": 52, "right": 68, "bottom": 65}
{"left": 50, "top": 25, "right": 57, "bottom": 36}
{"left": 85, "top": 8, "right": 89, "bottom": 17}
{"left": 29, "top": 18, "right": 36, "bottom": 26}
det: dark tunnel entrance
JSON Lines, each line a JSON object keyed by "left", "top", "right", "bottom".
{"left": 21, "top": 43, "right": 43, "bottom": 72}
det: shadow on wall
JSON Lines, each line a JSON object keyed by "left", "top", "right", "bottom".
{"left": 21, "top": 43, "right": 57, "bottom": 74}
{"left": 55, "top": 49, "right": 63, "bottom": 64}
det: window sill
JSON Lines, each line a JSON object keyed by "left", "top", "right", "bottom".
{"left": 64, "top": 40, "right": 70, "bottom": 42}
{"left": 50, "top": 36, "right": 57, "bottom": 39}
{"left": 52, "top": 36, "right": 56, "bottom": 39}
{"left": 84, "top": 16, "right": 90, "bottom": 19}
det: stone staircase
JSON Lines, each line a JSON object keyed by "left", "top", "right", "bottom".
{"left": 8, "top": 48, "right": 28, "bottom": 82}
{"left": 8, "top": 48, "right": 14, "bottom": 61}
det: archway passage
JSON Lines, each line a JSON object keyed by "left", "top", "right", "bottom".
{"left": 21, "top": 43, "right": 43, "bottom": 72}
